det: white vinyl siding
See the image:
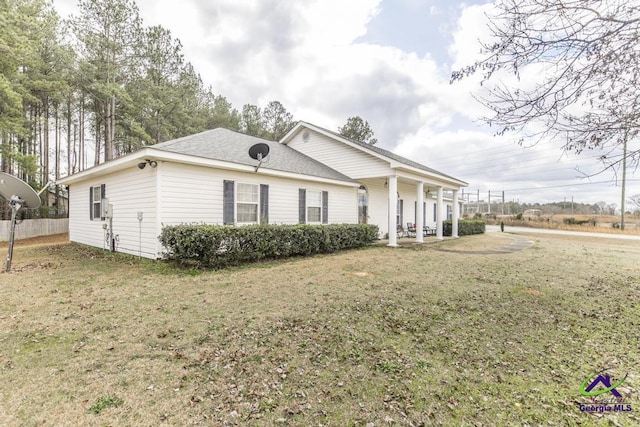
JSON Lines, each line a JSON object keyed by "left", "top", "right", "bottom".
{"left": 286, "top": 130, "right": 392, "bottom": 179}
{"left": 68, "top": 167, "right": 157, "bottom": 258}
{"left": 68, "top": 161, "right": 359, "bottom": 259}
{"left": 161, "top": 163, "right": 357, "bottom": 227}
{"left": 161, "top": 163, "right": 221, "bottom": 224}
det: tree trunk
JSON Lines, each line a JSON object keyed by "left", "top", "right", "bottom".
{"left": 1, "top": 131, "right": 8, "bottom": 172}
{"left": 43, "top": 96, "right": 50, "bottom": 188}
{"left": 79, "top": 97, "right": 84, "bottom": 171}
{"left": 95, "top": 111, "right": 101, "bottom": 166}
{"left": 67, "top": 96, "right": 72, "bottom": 175}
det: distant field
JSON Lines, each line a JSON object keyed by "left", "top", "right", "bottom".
{"left": 491, "top": 214, "right": 640, "bottom": 235}
{"left": 1, "top": 233, "right": 639, "bottom": 425}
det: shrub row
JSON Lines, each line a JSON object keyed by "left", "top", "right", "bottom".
{"left": 443, "top": 219, "right": 485, "bottom": 236}
{"left": 563, "top": 217, "right": 596, "bottom": 226}
{"left": 159, "top": 223, "right": 379, "bottom": 268}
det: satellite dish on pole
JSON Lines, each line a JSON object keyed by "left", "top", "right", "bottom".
{"left": 248, "top": 143, "right": 270, "bottom": 172}
{"left": 0, "top": 172, "right": 41, "bottom": 272}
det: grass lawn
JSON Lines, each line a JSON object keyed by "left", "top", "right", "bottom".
{"left": 0, "top": 232, "right": 639, "bottom": 426}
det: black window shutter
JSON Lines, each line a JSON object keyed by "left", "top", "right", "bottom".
{"left": 223, "top": 180, "right": 235, "bottom": 225}
{"left": 89, "top": 186, "right": 94, "bottom": 220}
{"left": 298, "top": 189, "right": 306, "bottom": 224}
{"left": 322, "top": 191, "right": 328, "bottom": 224}
{"left": 414, "top": 201, "right": 417, "bottom": 223}
{"left": 399, "top": 199, "right": 403, "bottom": 226}
{"left": 100, "top": 184, "right": 106, "bottom": 220}
{"left": 260, "top": 184, "right": 269, "bottom": 224}
{"left": 433, "top": 203, "right": 437, "bottom": 222}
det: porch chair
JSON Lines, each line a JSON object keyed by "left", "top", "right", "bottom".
{"left": 423, "top": 226, "right": 436, "bottom": 237}
{"left": 406, "top": 222, "right": 417, "bottom": 237}
{"left": 396, "top": 224, "right": 406, "bottom": 238}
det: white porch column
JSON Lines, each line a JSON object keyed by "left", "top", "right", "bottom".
{"left": 452, "top": 189, "right": 459, "bottom": 238}
{"left": 416, "top": 182, "right": 424, "bottom": 243}
{"left": 387, "top": 175, "right": 398, "bottom": 247}
{"left": 436, "top": 186, "right": 444, "bottom": 240}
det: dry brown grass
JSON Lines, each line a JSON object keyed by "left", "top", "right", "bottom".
{"left": 497, "top": 214, "right": 640, "bottom": 235}
{"left": 1, "top": 233, "right": 639, "bottom": 425}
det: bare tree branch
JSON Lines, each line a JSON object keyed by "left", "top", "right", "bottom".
{"left": 452, "top": 0, "right": 640, "bottom": 170}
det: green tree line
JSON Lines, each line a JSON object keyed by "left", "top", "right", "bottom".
{"left": 0, "top": 0, "right": 377, "bottom": 218}
{"left": 0, "top": 0, "right": 298, "bottom": 208}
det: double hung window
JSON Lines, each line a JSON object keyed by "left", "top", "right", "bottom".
{"left": 236, "top": 183, "right": 259, "bottom": 223}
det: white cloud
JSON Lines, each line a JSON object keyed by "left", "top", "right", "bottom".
{"left": 50, "top": 0, "right": 637, "bottom": 205}
{"left": 449, "top": 2, "right": 494, "bottom": 69}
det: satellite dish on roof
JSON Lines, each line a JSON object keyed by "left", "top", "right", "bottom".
{"left": 248, "top": 143, "right": 270, "bottom": 172}
{"left": 0, "top": 172, "right": 41, "bottom": 272}
{"left": 248, "top": 143, "right": 270, "bottom": 161}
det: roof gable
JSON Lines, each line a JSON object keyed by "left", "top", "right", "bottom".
{"left": 281, "top": 121, "right": 467, "bottom": 186}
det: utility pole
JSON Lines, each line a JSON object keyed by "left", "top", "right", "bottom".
{"left": 571, "top": 196, "right": 574, "bottom": 215}
{"left": 502, "top": 191, "right": 505, "bottom": 215}
{"left": 621, "top": 131, "right": 628, "bottom": 230}
{"left": 477, "top": 189, "right": 480, "bottom": 214}
{"left": 461, "top": 189, "right": 465, "bottom": 215}
{"left": 488, "top": 190, "right": 491, "bottom": 214}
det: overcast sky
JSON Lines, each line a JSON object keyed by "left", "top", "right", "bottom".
{"left": 53, "top": 0, "right": 640, "bottom": 207}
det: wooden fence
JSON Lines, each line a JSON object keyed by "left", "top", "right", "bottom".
{"left": 0, "top": 219, "right": 68, "bottom": 241}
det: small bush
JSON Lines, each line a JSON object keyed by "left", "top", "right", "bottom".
{"left": 159, "top": 223, "right": 379, "bottom": 268}
{"left": 564, "top": 217, "right": 594, "bottom": 226}
{"left": 443, "top": 219, "right": 485, "bottom": 236}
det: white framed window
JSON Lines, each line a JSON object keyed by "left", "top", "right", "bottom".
{"left": 92, "top": 185, "right": 103, "bottom": 220}
{"left": 358, "top": 185, "right": 368, "bottom": 224}
{"left": 396, "top": 199, "right": 403, "bottom": 226}
{"left": 236, "top": 183, "right": 259, "bottom": 223}
{"left": 307, "top": 190, "right": 322, "bottom": 223}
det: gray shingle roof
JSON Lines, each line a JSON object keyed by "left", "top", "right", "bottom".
{"left": 300, "top": 121, "right": 466, "bottom": 184}
{"left": 151, "top": 128, "right": 356, "bottom": 183}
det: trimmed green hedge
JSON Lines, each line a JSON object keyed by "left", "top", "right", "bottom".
{"left": 159, "top": 223, "right": 379, "bottom": 268}
{"left": 443, "top": 219, "right": 485, "bottom": 236}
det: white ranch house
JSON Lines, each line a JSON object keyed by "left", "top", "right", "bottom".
{"left": 57, "top": 121, "right": 467, "bottom": 259}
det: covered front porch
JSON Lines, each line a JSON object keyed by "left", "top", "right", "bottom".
{"left": 357, "top": 171, "right": 465, "bottom": 247}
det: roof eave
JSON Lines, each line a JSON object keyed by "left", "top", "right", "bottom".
{"left": 56, "top": 148, "right": 156, "bottom": 185}
{"left": 56, "top": 147, "right": 358, "bottom": 188}
{"left": 393, "top": 163, "right": 468, "bottom": 188}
